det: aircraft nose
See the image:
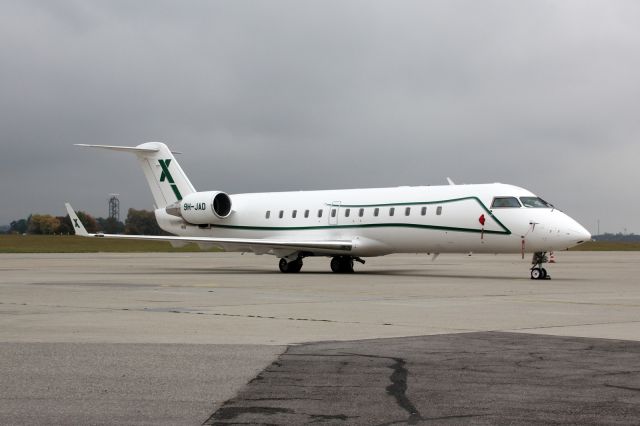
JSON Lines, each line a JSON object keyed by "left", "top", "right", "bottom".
{"left": 567, "top": 219, "right": 591, "bottom": 245}
{"left": 573, "top": 224, "right": 591, "bottom": 244}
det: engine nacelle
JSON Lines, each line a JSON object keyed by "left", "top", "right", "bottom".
{"left": 165, "top": 191, "right": 232, "bottom": 225}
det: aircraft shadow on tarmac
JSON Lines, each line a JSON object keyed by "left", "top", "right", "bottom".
{"left": 94, "top": 267, "right": 554, "bottom": 281}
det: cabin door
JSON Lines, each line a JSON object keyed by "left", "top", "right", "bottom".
{"left": 328, "top": 201, "right": 341, "bottom": 225}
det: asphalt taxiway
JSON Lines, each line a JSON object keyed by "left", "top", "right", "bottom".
{"left": 1, "top": 252, "right": 639, "bottom": 424}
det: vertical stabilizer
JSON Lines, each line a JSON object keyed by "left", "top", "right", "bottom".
{"left": 75, "top": 142, "right": 196, "bottom": 208}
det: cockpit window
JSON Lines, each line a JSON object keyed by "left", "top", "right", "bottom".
{"left": 520, "top": 197, "right": 552, "bottom": 208}
{"left": 491, "top": 197, "right": 521, "bottom": 208}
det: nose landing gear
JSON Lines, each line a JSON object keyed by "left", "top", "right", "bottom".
{"left": 530, "top": 252, "right": 551, "bottom": 280}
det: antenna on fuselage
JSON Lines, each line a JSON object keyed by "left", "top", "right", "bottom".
{"left": 446, "top": 177, "right": 455, "bottom": 185}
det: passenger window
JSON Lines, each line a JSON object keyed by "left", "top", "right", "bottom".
{"left": 304, "top": 210, "right": 309, "bottom": 218}
{"left": 331, "top": 209, "right": 337, "bottom": 218}
{"left": 421, "top": 206, "right": 427, "bottom": 216}
{"left": 318, "top": 209, "right": 323, "bottom": 218}
{"left": 491, "top": 197, "right": 521, "bottom": 208}
{"left": 436, "top": 206, "right": 442, "bottom": 216}
{"left": 344, "top": 208, "right": 350, "bottom": 218}
{"left": 389, "top": 207, "right": 395, "bottom": 216}
{"left": 292, "top": 210, "right": 297, "bottom": 218}
{"left": 405, "top": 207, "right": 411, "bottom": 216}
{"left": 279, "top": 210, "right": 284, "bottom": 219}
{"left": 374, "top": 208, "right": 379, "bottom": 217}
{"left": 359, "top": 208, "right": 364, "bottom": 217}
{"left": 265, "top": 210, "right": 270, "bottom": 219}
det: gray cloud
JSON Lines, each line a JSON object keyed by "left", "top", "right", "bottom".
{"left": 1, "top": 0, "right": 639, "bottom": 233}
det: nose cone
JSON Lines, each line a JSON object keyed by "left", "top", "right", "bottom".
{"left": 561, "top": 214, "right": 591, "bottom": 248}
{"left": 570, "top": 222, "right": 592, "bottom": 245}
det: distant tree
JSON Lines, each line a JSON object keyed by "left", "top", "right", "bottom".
{"left": 96, "top": 217, "right": 125, "bottom": 234}
{"left": 594, "top": 232, "right": 640, "bottom": 243}
{"left": 56, "top": 216, "right": 74, "bottom": 234}
{"left": 75, "top": 211, "right": 99, "bottom": 233}
{"left": 28, "top": 215, "right": 61, "bottom": 235}
{"left": 9, "top": 218, "right": 28, "bottom": 234}
{"left": 125, "top": 208, "right": 167, "bottom": 235}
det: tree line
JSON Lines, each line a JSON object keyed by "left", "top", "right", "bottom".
{"left": 5, "top": 209, "right": 169, "bottom": 236}
{"left": 594, "top": 232, "right": 640, "bottom": 242}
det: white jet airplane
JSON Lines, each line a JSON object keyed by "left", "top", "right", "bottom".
{"left": 65, "top": 142, "right": 590, "bottom": 279}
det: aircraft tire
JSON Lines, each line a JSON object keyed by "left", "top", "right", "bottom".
{"left": 290, "top": 259, "right": 303, "bottom": 273}
{"left": 330, "top": 257, "right": 341, "bottom": 272}
{"left": 331, "top": 256, "right": 354, "bottom": 273}
{"left": 279, "top": 258, "right": 288, "bottom": 272}
{"left": 530, "top": 267, "right": 542, "bottom": 280}
{"left": 279, "top": 258, "right": 302, "bottom": 273}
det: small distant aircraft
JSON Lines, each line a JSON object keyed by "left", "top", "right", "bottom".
{"left": 66, "top": 142, "right": 590, "bottom": 279}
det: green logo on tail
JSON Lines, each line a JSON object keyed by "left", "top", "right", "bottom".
{"left": 158, "top": 159, "right": 182, "bottom": 201}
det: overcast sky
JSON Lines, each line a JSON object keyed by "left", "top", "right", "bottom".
{"left": 1, "top": 0, "right": 639, "bottom": 233}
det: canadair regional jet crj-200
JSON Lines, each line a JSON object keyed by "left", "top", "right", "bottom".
{"left": 65, "top": 142, "right": 591, "bottom": 279}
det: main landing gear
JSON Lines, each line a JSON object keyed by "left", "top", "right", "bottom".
{"left": 330, "top": 256, "right": 365, "bottom": 273}
{"left": 279, "top": 257, "right": 303, "bottom": 273}
{"left": 530, "top": 252, "right": 551, "bottom": 280}
{"left": 278, "top": 256, "right": 365, "bottom": 273}
{"left": 330, "top": 256, "right": 353, "bottom": 273}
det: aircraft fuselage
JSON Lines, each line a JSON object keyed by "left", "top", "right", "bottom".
{"left": 156, "top": 183, "right": 590, "bottom": 257}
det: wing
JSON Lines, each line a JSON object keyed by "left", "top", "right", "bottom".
{"left": 64, "top": 203, "right": 352, "bottom": 255}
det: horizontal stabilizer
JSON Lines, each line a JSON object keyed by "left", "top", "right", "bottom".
{"left": 75, "top": 141, "right": 191, "bottom": 207}
{"left": 75, "top": 144, "right": 159, "bottom": 153}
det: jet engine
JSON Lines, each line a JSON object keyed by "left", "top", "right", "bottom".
{"left": 165, "top": 191, "right": 232, "bottom": 224}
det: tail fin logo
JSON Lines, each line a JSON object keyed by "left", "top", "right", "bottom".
{"left": 158, "top": 159, "right": 183, "bottom": 201}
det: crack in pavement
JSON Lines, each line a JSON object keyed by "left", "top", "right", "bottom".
{"left": 342, "top": 352, "right": 422, "bottom": 424}
{"left": 604, "top": 384, "right": 640, "bottom": 392}
{"left": 203, "top": 406, "right": 293, "bottom": 423}
{"left": 385, "top": 357, "right": 423, "bottom": 424}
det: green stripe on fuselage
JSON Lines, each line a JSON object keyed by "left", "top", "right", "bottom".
{"left": 208, "top": 222, "right": 510, "bottom": 234}
{"left": 193, "top": 196, "right": 511, "bottom": 235}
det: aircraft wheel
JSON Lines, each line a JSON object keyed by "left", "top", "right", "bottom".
{"left": 279, "top": 258, "right": 302, "bottom": 273}
{"left": 330, "top": 257, "right": 342, "bottom": 272}
{"left": 530, "top": 267, "right": 542, "bottom": 280}
{"left": 290, "top": 259, "right": 303, "bottom": 273}
{"left": 279, "top": 258, "right": 288, "bottom": 273}
{"left": 540, "top": 268, "right": 548, "bottom": 279}
{"left": 345, "top": 258, "right": 354, "bottom": 273}
{"left": 331, "top": 256, "right": 354, "bottom": 273}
